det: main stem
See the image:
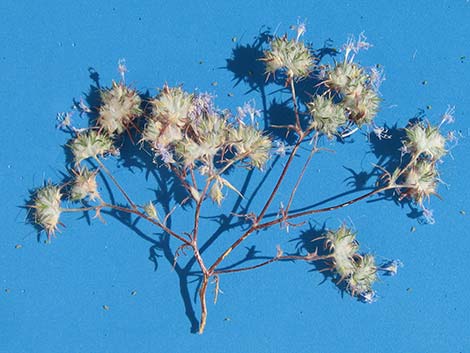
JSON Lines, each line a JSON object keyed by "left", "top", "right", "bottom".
{"left": 198, "top": 274, "right": 209, "bottom": 334}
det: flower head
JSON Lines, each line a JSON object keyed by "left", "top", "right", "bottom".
{"left": 325, "top": 62, "right": 366, "bottom": 93}
{"left": 229, "top": 125, "right": 271, "bottom": 169}
{"left": 307, "top": 95, "right": 347, "bottom": 138}
{"left": 70, "top": 130, "right": 114, "bottom": 164}
{"left": 325, "top": 226, "right": 359, "bottom": 278}
{"left": 69, "top": 167, "right": 99, "bottom": 201}
{"left": 404, "top": 122, "right": 447, "bottom": 160}
{"left": 32, "top": 184, "right": 62, "bottom": 237}
{"left": 263, "top": 36, "right": 314, "bottom": 79}
{"left": 151, "top": 85, "right": 193, "bottom": 127}
{"left": 97, "top": 81, "right": 142, "bottom": 135}
{"left": 404, "top": 159, "right": 438, "bottom": 204}
{"left": 342, "top": 85, "right": 380, "bottom": 126}
{"left": 347, "top": 254, "right": 378, "bottom": 297}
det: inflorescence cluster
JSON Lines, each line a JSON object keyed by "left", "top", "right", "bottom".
{"left": 30, "top": 21, "right": 454, "bottom": 331}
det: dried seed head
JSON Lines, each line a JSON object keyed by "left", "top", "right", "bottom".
{"left": 70, "top": 130, "right": 114, "bottom": 164}
{"left": 33, "top": 184, "right": 62, "bottom": 236}
{"left": 404, "top": 160, "right": 438, "bottom": 204}
{"left": 307, "top": 96, "right": 347, "bottom": 138}
{"left": 325, "top": 62, "right": 366, "bottom": 93}
{"left": 151, "top": 85, "right": 193, "bottom": 127}
{"left": 97, "top": 81, "right": 142, "bottom": 135}
{"left": 342, "top": 86, "right": 380, "bottom": 126}
{"left": 263, "top": 36, "right": 313, "bottom": 79}
{"left": 69, "top": 167, "right": 99, "bottom": 201}
{"left": 404, "top": 122, "right": 446, "bottom": 160}
{"left": 347, "top": 254, "right": 378, "bottom": 297}
{"left": 325, "top": 226, "right": 359, "bottom": 278}
{"left": 229, "top": 125, "right": 271, "bottom": 169}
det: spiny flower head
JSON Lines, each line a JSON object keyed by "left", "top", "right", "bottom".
{"left": 70, "top": 130, "right": 114, "bottom": 164}
{"left": 325, "top": 62, "right": 366, "bottom": 93}
{"left": 141, "top": 119, "right": 183, "bottom": 149}
{"left": 307, "top": 95, "right": 347, "bottom": 138}
{"left": 151, "top": 85, "right": 193, "bottom": 127}
{"left": 325, "top": 226, "right": 359, "bottom": 278}
{"left": 404, "top": 159, "right": 438, "bottom": 204}
{"left": 263, "top": 36, "right": 313, "bottom": 79}
{"left": 69, "top": 167, "right": 99, "bottom": 201}
{"left": 176, "top": 137, "right": 219, "bottom": 167}
{"left": 347, "top": 254, "right": 378, "bottom": 297}
{"left": 97, "top": 81, "right": 142, "bottom": 135}
{"left": 177, "top": 114, "right": 229, "bottom": 166}
{"left": 229, "top": 125, "right": 271, "bottom": 169}
{"left": 32, "top": 184, "right": 62, "bottom": 237}
{"left": 404, "top": 122, "right": 447, "bottom": 160}
{"left": 342, "top": 86, "right": 380, "bottom": 126}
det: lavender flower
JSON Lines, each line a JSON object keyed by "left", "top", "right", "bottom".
{"left": 236, "top": 99, "right": 262, "bottom": 126}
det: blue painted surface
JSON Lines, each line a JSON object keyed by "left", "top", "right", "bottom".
{"left": 1, "top": 1, "right": 469, "bottom": 352}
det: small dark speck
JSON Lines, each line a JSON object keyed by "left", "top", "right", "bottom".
{"left": 421, "top": 80, "right": 428, "bottom": 85}
{"left": 460, "top": 55, "right": 466, "bottom": 63}
{"left": 211, "top": 81, "right": 218, "bottom": 86}
{"left": 224, "top": 317, "right": 231, "bottom": 321}
{"left": 232, "top": 37, "right": 237, "bottom": 43}
{"left": 460, "top": 210, "right": 466, "bottom": 215}
{"left": 410, "top": 226, "right": 416, "bottom": 233}
{"left": 131, "top": 290, "right": 137, "bottom": 296}
{"left": 198, "top": 60, "right": 204, "bottom": 64}
{"left": 406, "top": 287, "right": 413, "bottom": 292}
{"left": 102, "top": 305, "right": 110, "bottom": 311}
{"left": 15, "top": 244, "right": 22, "bottom": 249}
{"left": 5, "top": 288, "right": 10, "bottom": 294}
{"left": 426, "top": 105, "right": 432, "bottom": 110}
{"left": 138, "top": 17, "right": 142, "bottom": 21}
{"left": 227, "top": 92, "right": 234, "bottom": 97}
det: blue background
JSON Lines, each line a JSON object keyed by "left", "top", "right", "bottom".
{"left": 1, "top": 1, "right": 469, "bottom": 352}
